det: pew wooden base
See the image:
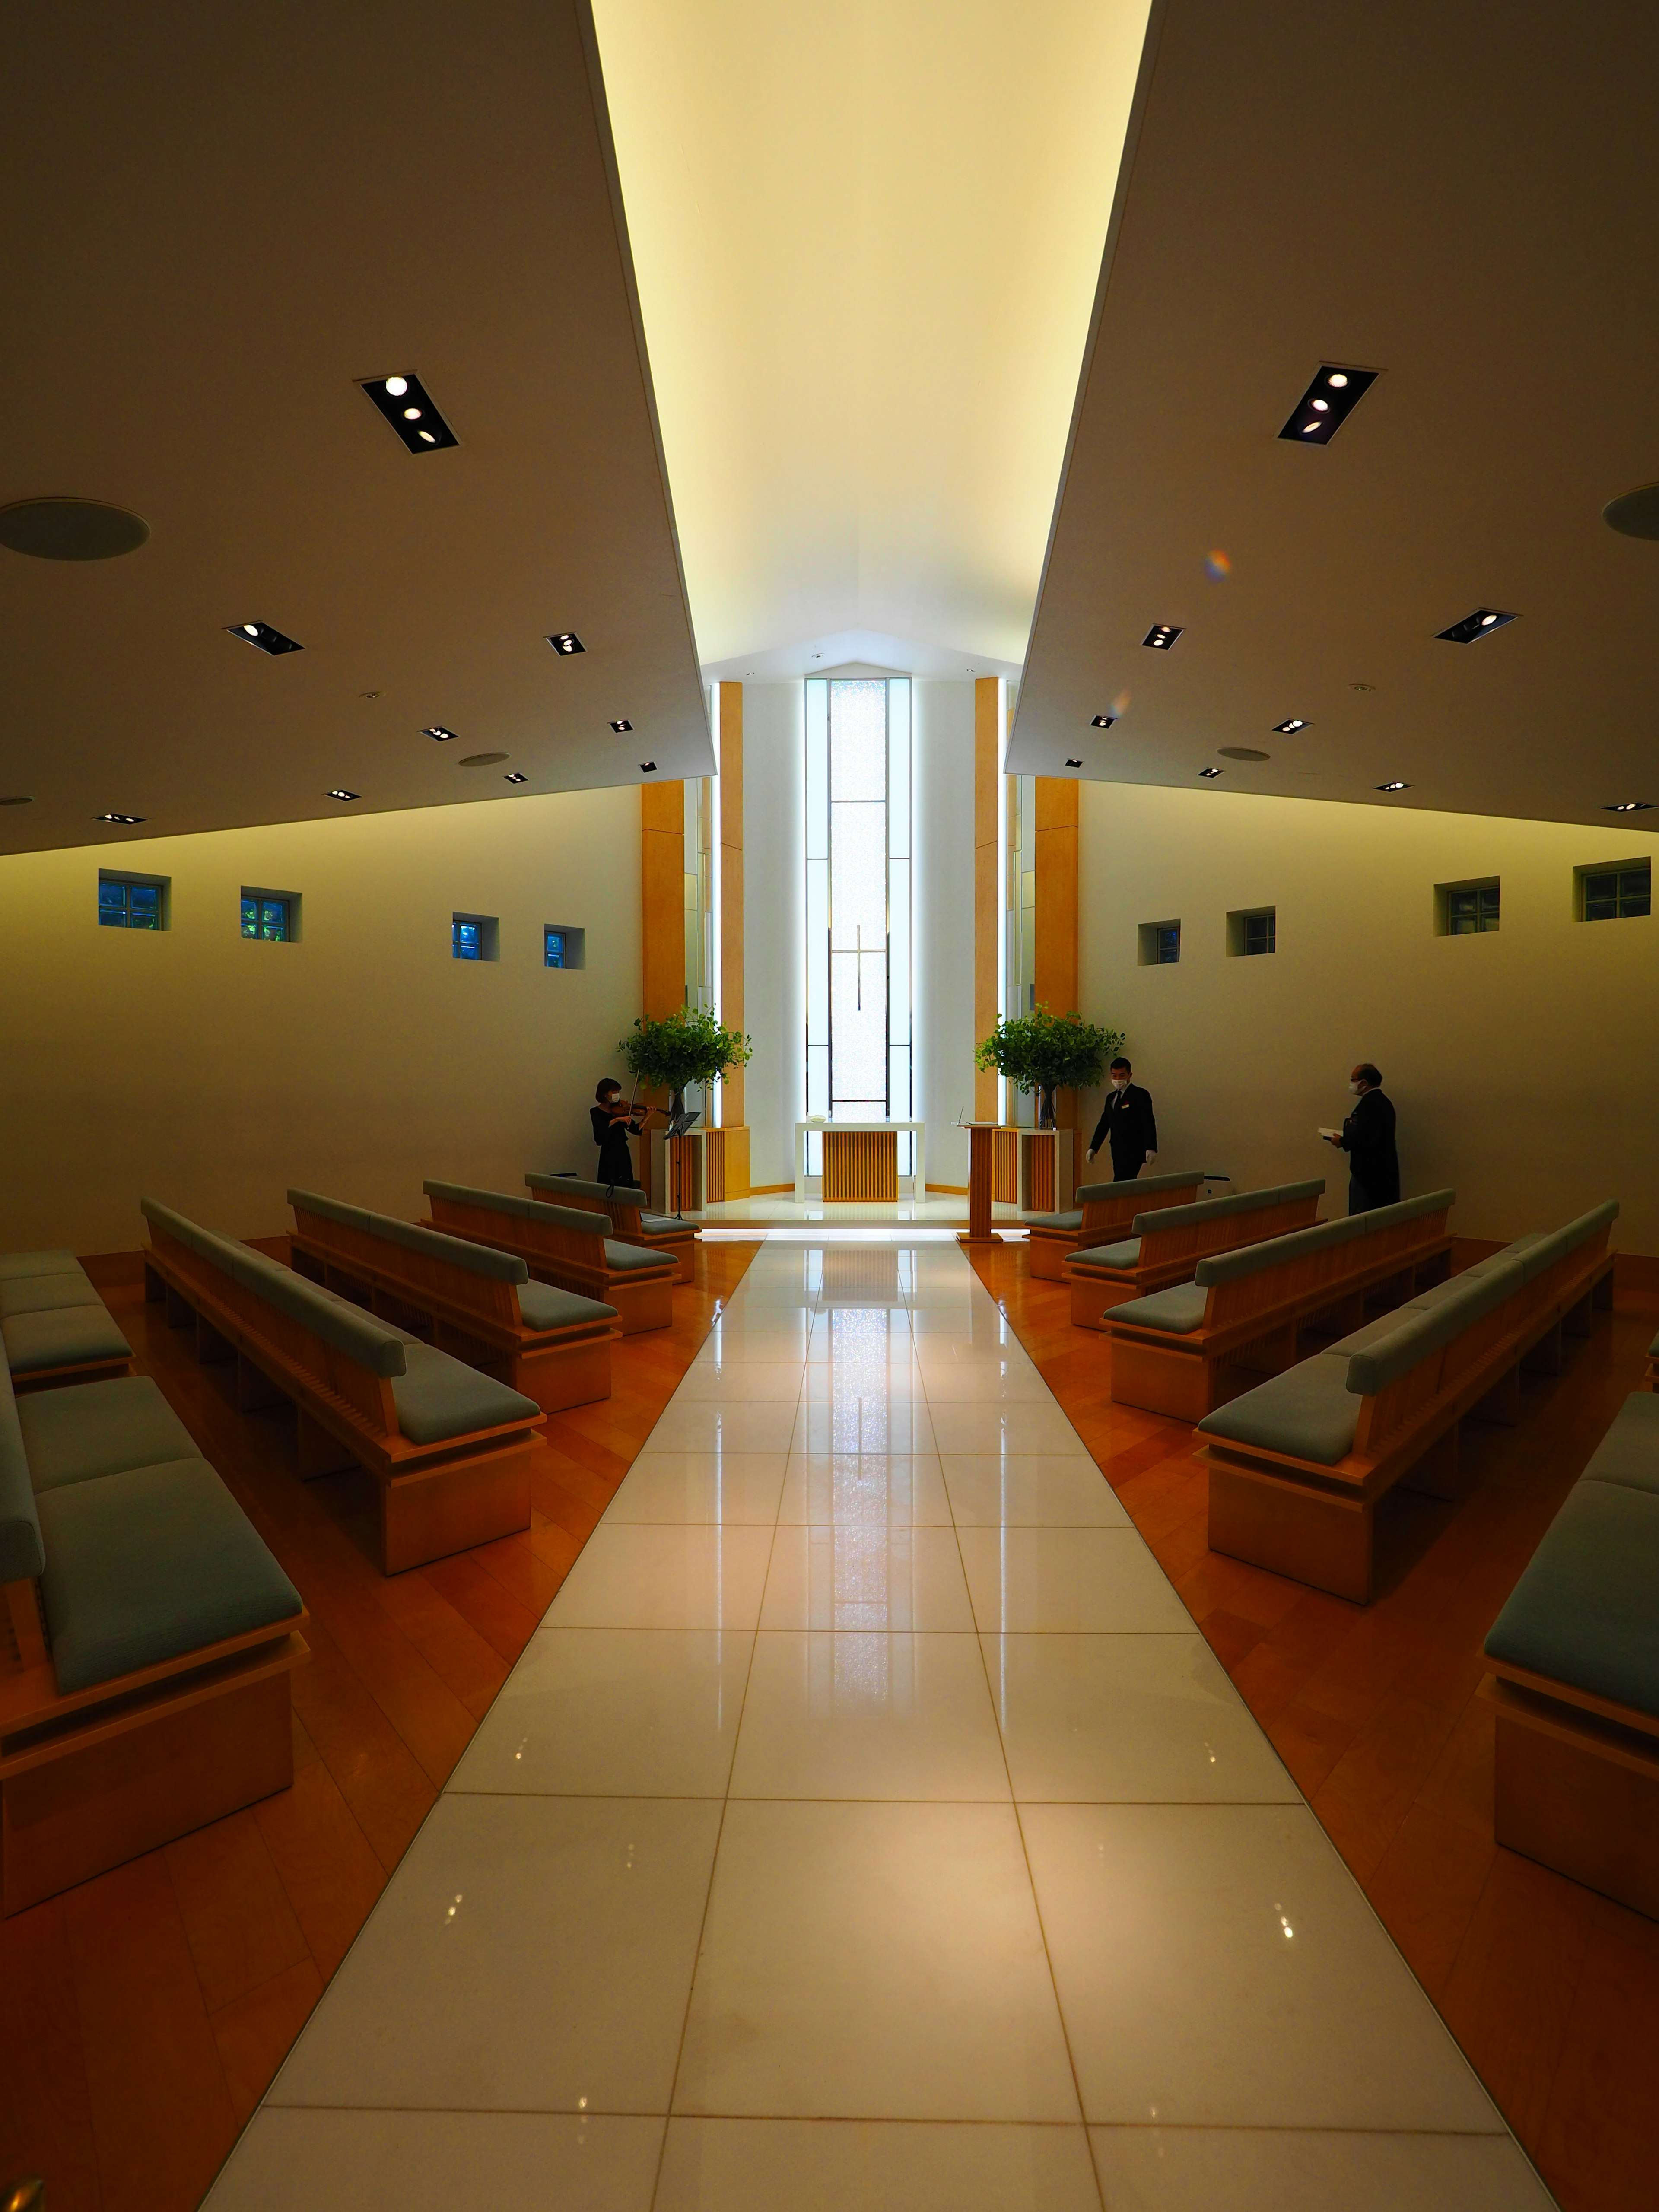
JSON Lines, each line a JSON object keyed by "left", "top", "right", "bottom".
{"left": 1200, "top": 1252, "right": 1614, "bottom": 1603}
{"left": 146, "top": 1247, "right": 542, "bottom": 1575}
{"left": 1108, "top": 1237, "right": 1454, "bottom": 1421}
{"left": 1480, "top": 1667, "right": 1659, "bottom": 1924}
{"left": 0, "top": 1628, "right": 306, "bottom": 1915}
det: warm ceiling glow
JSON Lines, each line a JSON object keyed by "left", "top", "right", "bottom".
{"left": 592, "top": 0, "right": 1151, "bottom": 669}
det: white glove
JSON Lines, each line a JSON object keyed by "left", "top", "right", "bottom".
{"left": 1145, "top": 1153, "right": 1157, "bottom": 1163}
{"left": 1085, "top": 1149, "right": 1096, "bottom": 1163}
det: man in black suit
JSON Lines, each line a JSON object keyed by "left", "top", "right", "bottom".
{"left": 1087, "top": 1057, "right": 1158, "bottom": 1182}
{"left": 1326, "top": 1061, "right": 1399, "bottom": 1214}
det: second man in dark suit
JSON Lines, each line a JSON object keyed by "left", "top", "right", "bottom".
{"left": 1087, "top": 1057, "right": 1158, "bottom": 1181}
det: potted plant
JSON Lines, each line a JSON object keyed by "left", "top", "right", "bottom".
{"left": 618, "top": 1007, "right": 753, "bottom": 1120}
{"left": 974, "top": 1004, "right": 1124, "bottom": 1129}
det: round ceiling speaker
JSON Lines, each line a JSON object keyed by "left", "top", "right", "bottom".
{"left": 1218, "top": 746, "right": 1271, "bottom": 762}
{"left": 0, "top": 497, "right": 150, "bottom": 560}
{"left": 1603, "top": 483, "right": 1659, "bottom": 539}
{"left": 459, "top": 751, "right": 509, "bottom": 768}
{"left": 0, "top": 795, "right": 33, "bottom": 806}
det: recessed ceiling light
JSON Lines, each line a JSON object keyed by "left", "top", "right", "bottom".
{"left": 504, "top": 771, "right": 529, "bottom": 784}
{"left": 639, "top": 760, "right": 658, "bottom": 772}
{"left": 1278, "top": 364, "right": 1379, "bottom": 444}
{"left": 460, "top": 751, "right": 509, "bottom": 767}
{"left": 326, "top": 789, "right": 359, "bottom": 801}
{"left": 1603, "top": 483, "right": 1659, "bottom": 539}
{"left": 1376, "top": 780, "right": 1410, "bottom": 792}
{"left": 1142, "top": 623, "right": 1182, "bottom": 649}
{"left": 1065, "top": 757, "right": 1083, "bottom": 768}
{"left": 1604, "top": 800, "right": 1652, "bottom": 812}
{"left": 610, "top": 718, "right": 633, "bottom": 733}
{"left": 95, "top": 811, "right": 145, "bottom": 823}
{"left": 1090, "top": 713, "right": 1116, "bottom": 729}
{"left": 229, "top": 620, "right": 302, "bottom": 655}
{"left": 1219, "top": 746, "right": 1270, "bottom": 762}
{"left": 547, "top": 632, "right": 585, "bottom": 655}
{"left": 423, "top": 725, "right": 459, "bottom": 742}
{"left": 1437, "top": 607, "right": 1517, "bottom": 644}
{"left": 1198, "top": 767, "right": 1223, "bottom": 779}
{"left": 1273, "top": 717, "right": 1309, "bottom": 734}
{"left": 0, "top": 496, "right": 150, "bottom": 560}
{"left": 358, "top": 374, "right": 458, "bottom": 454}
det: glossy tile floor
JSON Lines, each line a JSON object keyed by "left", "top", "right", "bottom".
{"left": 204, "top": 1239, "right": 1556, "bottom": 2211}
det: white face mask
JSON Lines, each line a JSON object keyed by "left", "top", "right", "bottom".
{"left": 1348, "top": 1081, "right": 1364, "bottom": 1095}
{"left": 1111, "top": 1077, "right": 1129, "bottom": 1090}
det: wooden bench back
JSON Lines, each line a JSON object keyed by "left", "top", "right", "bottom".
{"left": 528, "top": 1180, "right": 646, "bottom": 1238}
{"left": 291, "top": 1204, "right": 524, "bottom": 1336}
{"left": 1204, "top": 1206, "right": 1450, "bottom": 1335}
{"left": 429, "top": 1191, "right": 607, "bottom": 1271}
{"left": 1078, "top": 1176, "right": 1203, "bottom": 1235}
{"left": 1138, "top": 1191, "right": 1321, "bottom": 1274}
{"left": 147, "top": 1219, "right": 401, "bottom": 1444}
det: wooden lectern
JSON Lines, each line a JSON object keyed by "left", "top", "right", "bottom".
{"left": 958, "top": 1123, "right": 1001, "bottom": 1246}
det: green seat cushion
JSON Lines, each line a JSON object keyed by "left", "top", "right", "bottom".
{"left": 18, "top": 1375, "right": 200, "bottom": 1493}
{"left": 1196, "top": 1353, "right": 1359, "bottom": 1467}
{"left": 3, "top": 1303, "right": 132, "bottom": 1376}
{"left": 1577, "top": 1392, "right": 1659, "bottom": 1499}
{"left": 1070, "top": 1238, "right": 1142, "bottom": 1274}
{"left": 1109, "top": 1284, "right": 1210, "bottom": 1335}
{"left": 640, "top": 1213, "right": 689, "bottom": 1235}
{"left": 1024, "top": 1210, "right": 1084, "bottom": 1232}
{"left": 516, "top": 1280, "right": 620, "bottom": 1332}
{"left": 390, "top": 1343, "right": 540, "bottom": 1444}
{"left": 0, "top": 1249, "right": 79, "bottom": 1282}
{"left": 602, "top": 1239, "right": 675, "bottom": 1274}
{"left": 37, "top": 1456, "right": 303, "bottom": 1695}
{"left": 0, "top": 1361, "right": 44, "bottom": 1583}
{"left": 1484, "top": 1481, "right": 1659, "bottom": 1718}
{"left": 0, "top": 1269, "right": 96, "bottom": 1318}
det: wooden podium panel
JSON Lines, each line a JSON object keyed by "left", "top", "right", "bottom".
{"left": 993, "top": 1127, "right": 1019, "bottom": 1205}
{"left": 822, "top": 1128, "right": 898, "bottom": 1201}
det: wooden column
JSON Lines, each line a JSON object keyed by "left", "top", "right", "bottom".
{"left": 641, "top": 781, "right": 685, "bottom": 1020}
{"left": 973, "top": 677, "right": 1000, "bottom": 1121}
{"left": 1035, "top": 776, "right": 1081, "bottom": 1130}
{"left": 717, "top": 680, "right": 750, "bottom": 1196}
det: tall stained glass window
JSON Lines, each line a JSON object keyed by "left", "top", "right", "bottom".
{"left": 804, "top": 677, "right": 912, "bottom": 1174}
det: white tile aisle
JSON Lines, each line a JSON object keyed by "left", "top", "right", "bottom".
{"left": 205, "top": 1237, "right": 1557, "bottom": 2212}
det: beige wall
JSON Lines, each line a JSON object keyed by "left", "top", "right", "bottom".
{"left": 1078, "top": 784, "right": 1659, "bottom": 1252}
{"left": 0, "top": 789, "right": 642, "bottom": 1255}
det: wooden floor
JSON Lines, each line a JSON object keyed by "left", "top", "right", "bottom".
{"left": 0, "top": 1235, "right": 758, "bottom": 2212}
{"left": 965, "top": 1235, "right": 1659, "bottom": 2212}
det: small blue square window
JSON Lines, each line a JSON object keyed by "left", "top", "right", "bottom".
{"left": 99, "top": 875, "right": 162, "bottom": 928}
{"left": 544, "top": 928, "right": 566, "bottom": 968}
{"left": 241, "top": 895, "right": 291, "bottom": 941}
{"left": 453, "top": 918, "right": 482, "bottom": 960}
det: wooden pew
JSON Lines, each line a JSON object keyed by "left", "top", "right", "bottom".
{"left": 526, "top": 1173, "right": 699, "bottom": 1284}
{"left": 142, "top": 1199, "right": 545, "bottom": 1574}
{"left": 287, "top": 1189, "right": 619, "bottom": 1413}
{"left": 0, "top": 1361, "right": 307, "bottom": 1914}
{"left": 1023, "top": 1168, "right": 1205, "bottom": 1282}
{"left": 1196, "top": 1203, "right": 1618, "bottom": 1603}
{"left": 1478, "top": 1390, "right": 1659, "bottom": 1922}
{"left": 0, "top": 1250, "right": 133, "bottom": 1393}
{"left": 1103, "top": 1190, "right": 1455, "bottom": 1420}
{"left": 1063, "top": 1179, "right": 1325, "bottom": 1331}
{"left": 424, "top": 1181, "right": 677, "bottom": 1335}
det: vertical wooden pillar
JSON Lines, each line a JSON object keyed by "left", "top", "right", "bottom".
{"left": 717, "top": 680, "right": 750, "bottom": 1196}
{"left": 973, "top": 677, "right": 1001, "bottom": 1122}
{"left": 1035, "top": 777, "right": 1081, "bottom": 1131}
{"left": 641, "top": 781, "right": 686, "bottom": 1019}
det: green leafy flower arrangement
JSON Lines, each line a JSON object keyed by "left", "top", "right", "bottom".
{"left": 974, "top": 1005, "right": 1125, "bottom": 1126}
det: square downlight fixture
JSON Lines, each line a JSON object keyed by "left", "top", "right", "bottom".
{"left": 326, "top": 788, "right": 359, "bottom": 802}
{"left": 1065, "top": 757, "right": 1083, "bottom": 768}
{"left": 1278, "top": 365, "right": 1379, "bottom": 444}
{"left": 1142, "top": 624, "right": 1182, "bottom": 650}
{"left": 1090, "top": 713, "right": 1116, "bottom": 729}
{"left": 1437, "top": 608, "right": 1518, "bottom": 644}
{"left": 424, "top": 725, "right": 459, "bottom": 743}
{"left": 504, "top": 771, "right": 529, "bottom": 784}
{"left": 96, "top": 812, "right": 146, "bottom": 823}
{"left": 547, "top": 632, "right": 585, "bottom": 655}
{"left": 1273, "top": 717, "right": 1309, "bottom": 734}
{"left": 228, "top": 621, "right": 302, "bottom": 655}
{"left": 1376, "top": 780, "right": 1411, "bottom": 793}
{"left": 610, "top": 718, "right": 633, "bottom": 733}
{"left": 639, "top": 760, "right": 657, "bottom": 773}
{"left": 359, "top": 374, "right": 459, "bottom": 453}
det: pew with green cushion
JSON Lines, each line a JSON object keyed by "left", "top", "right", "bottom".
{"left": 141, "top": 1199, "right": 544, "bottom": 1573}
{"left": 1062, "top": 1179, "right": 1326, "bottom": 1330}
{"left": 1103, "top": 1190, "right": 1456, "bottom": 1419}
{"left": 287, "top": 1190, "right": 619, "bottom": 1413}
{"left": 526, "top": 1172, "right": 699, "bottom": 1284}
{"left": 1022, "top": 1168, "right": 1206, "bottom": 1282}
{"left": 1195, "top": 1202, "right": 1618, "bottom": 1602}
{"left": 424, "top": 1181, "right": 677, "bottom": 1334}
{"left": 0, "top": 1360, "right": 307, "bottom": 1913}
{"left": 0, "top": 1250, "right": 133, "bottom": 1392}
{"left": 1478, "top": 1390, "right": 1659, "bottom": 1921}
